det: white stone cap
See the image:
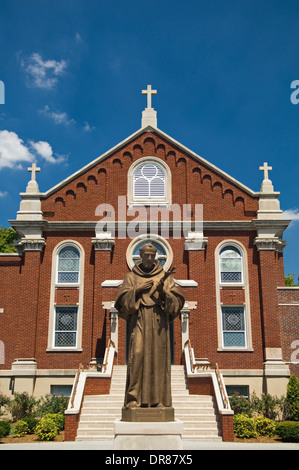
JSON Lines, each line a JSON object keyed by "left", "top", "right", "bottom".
{"left": 114, "top": 419, "right": 184, "bottom": 435}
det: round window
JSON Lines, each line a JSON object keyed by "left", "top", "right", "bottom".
{"left": 126, "top": 235, "right": 173, "bottom": 271}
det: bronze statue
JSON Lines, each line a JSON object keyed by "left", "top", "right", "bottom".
{"left": 115, "top": 243, "right": 185, "bottom": 415}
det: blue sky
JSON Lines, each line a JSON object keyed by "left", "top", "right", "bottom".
{"left": 0, "top": 0, "right": 298, "bottom": 278}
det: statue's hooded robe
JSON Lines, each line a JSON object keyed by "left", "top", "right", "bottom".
{"left": 115, "top": 260, "right": 185, "bottom": 408}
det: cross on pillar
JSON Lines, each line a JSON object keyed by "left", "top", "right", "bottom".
{"left": 259, "top": 162, "right": 272, "bottom": 180}
{"left": 142, "top": 85, "right": 157, "bottom": 109}
{"left": 28, "top": 163, "right": 40, "bottom": 182}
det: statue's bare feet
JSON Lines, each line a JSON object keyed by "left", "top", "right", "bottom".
{"left": 126, "top": 401, "right": 138, "bottom": 409}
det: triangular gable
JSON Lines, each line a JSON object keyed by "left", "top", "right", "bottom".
{"left": 41, "top": 126, "right": 257, "bottom": 198}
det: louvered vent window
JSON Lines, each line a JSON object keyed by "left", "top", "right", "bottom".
{"left": 133, "top": 163, "right": 165, "bottom": 199}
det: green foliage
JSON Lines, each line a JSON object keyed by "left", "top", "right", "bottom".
{"left": 37, "top": 393, "right": 69, "bottom": 416}
{"left": 43, "top": 413, "right": 65, "bottom": 431}
{"left": 253, "top": 416, "right": 276, "bottom": 437}
{"left": 35, "top": 416, "right": 58, "bottom": 441}
{"left": 0, "top": 226, "right": 17, "bottom": 253}
{"left": 21, "top": 416, "right": 39, "bottom": 434}
{"left": 276, "top": 421, "right": 299, "bottom": 442}
{"left": 0, "top": 393, "right": 11, "bottom": 407}
{"left": 8, "top": 392, "right": 39, "bottom": 421}
{"left": 0, "top": 420, "right": 11, "bottom": 438}
{"left": 13, "top": 420, "right": 30, "bottom": 437}
{"left": 229, "top": 393, "right": 252, "bottom": 415}
{"left": 229, "top": 391, "right": 285, "bottom": 420}
{"left": 233, "top": 414, "right": 258, "bottom": 439}
{"left": 286, "top": 375, "right": 299, "bottom": 421}
{"left": 285, "top": 273, "right": 299, "bottom": 286}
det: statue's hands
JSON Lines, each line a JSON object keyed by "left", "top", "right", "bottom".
{"left": 136, "top": 279, "right": 153, "bottom": 294}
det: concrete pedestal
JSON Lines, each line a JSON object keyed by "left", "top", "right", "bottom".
{"left": 114, "top": 419, "right": 184, "bottom": 450}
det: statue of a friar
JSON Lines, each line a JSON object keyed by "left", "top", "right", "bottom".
{"left": 115, "top": 243, "right": 185, "bottom": 412}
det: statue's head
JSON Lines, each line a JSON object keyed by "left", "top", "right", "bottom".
{"left": 139, "top": 243, "right": 157, "bottom": 269}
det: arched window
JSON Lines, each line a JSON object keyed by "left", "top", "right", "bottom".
{"left": 57, "top": 246, "right": 80, "bottom": 284}
{"left": 134, "top": 163, "right": 165, "bottom": 199}
{"left": 128, "top": 157, "right": 171, "bottom": 207}
{"left": 219, "top": 245, "right": 243, "bottom": 284}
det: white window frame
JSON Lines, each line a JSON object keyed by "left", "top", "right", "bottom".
{"left": 47, "top": 240, "right": 85, "bottom": 352}
{"left": 53, "top": 305, "right": 78, "bottom": 350}
{"left": 219, "top": 244, "right": 244, "bottom": 286}
{"left": 127, "top": 157, "right": 172, "bottom": 208}
{"left": 221, "top": 305, "right": 247, "bottom": 349}
{"left": 215, "top": 240, "right": 253, "bottom": 351}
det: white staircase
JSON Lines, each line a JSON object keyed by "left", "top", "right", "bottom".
{"left": 75, "top": 365, "right": 221, "bottom": 441}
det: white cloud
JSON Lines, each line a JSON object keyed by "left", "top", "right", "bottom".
{"left": 23, "top": 53, "right": 67, "bottom": 90}
{"left": 0, "top": 190, "right": 8, "bottom": 197}
{"left": 0, "top": 130, "right": 33, "bottom": 169}
{"left": 39, "top": 105, "right": 76, "bottom": 126}
{"left": 283, "top": 209, "right": 299, "bottom": 222}
{"left": 83, "top": 121, "right": 95, "bottom": 132}
{"left": 0, "top": 130, "right": 66, "bottom": 171}
{"left": 29, "top": 140, "right": 67, "bottom": 164}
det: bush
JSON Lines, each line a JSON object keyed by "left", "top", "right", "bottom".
{"left": 21, "top": 416, "right": 39, "bottom": 434}
{"left": 8, "top": 392, "right": 39, "bottom": 421}
{"left": 34, "top": 416, "right": 58, "bottom": 441}
{"left": 233, "top": 414, "right": 258, "bottom": 439}
{"left": 13, "top": 420, "right": 30, "bottom": 437}
{"left": 254, "top": 416, "right": 276, "bottom": 437}
{"left": 37, "top": 394, "right": 69, "bottom": 416}
{"left": 43, "top": 413, "right": 65, "bottom": 431}
{"left": 0, "top": 420, "right": 11, "bottom": 438}
{"left": 229, "top": 393, "right": 252, "bottom": 416}
{"left": 276, "top": 421, "right": 299, "bottom": 442}
{"left": 286, "top": 375, "right": 299, "bottom": 421}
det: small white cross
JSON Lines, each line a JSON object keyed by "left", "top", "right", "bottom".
{"left": 28, "top": 163, "right": 41, "bottom": 182}
{"left": 259, "top": 162, "right": 272, "bottom": 180}
{"left": 142, "top": 85, "right": 157, "bottom": 109}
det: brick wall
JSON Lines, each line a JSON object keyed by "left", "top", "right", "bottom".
{"left": 278, "top": 287, "right": 299, "bottom": 377}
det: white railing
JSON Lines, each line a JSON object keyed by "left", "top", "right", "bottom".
{"left": 66, "top": 340, "right": 116, "bottom": 414}
{"left": 183, "top": 339, "right": 232, "bottom": 413}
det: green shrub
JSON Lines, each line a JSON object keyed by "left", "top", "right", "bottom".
{"left": 0, "top": 420, "right": 11, "bottom": 438}
{"left": 8, "top": 392, "right": 39, "bottom": 421}
{"left": 43, "top": 413, "right": 65, "bottom": 431}
{"left": 0, "top": 394, "right": 11, "bottom": 407}
{"left": 254, "top": 416, "right": 276, "bottom": 437}
{"left": 229, "top": 393, "right": 252, "bottom": 416}
{"left": 286, "top": 375, "right": 299, "bottom": 421}
{"left": 37, "top": 393, "right": 69, "bottom": 416}
{"left": 276, "top": 421, "right": 299, "bottom": 442}
{"left": 21, "top": 416, "right": 39, "bottom": 434}
{"left": 233, "top": 414, "right": 258, "bottom": 439}
{"left": 13, "top": 420, "right": 30, "bottom": 437}
{"left": 34, "top": 416, "right": 58, "bottom": 441}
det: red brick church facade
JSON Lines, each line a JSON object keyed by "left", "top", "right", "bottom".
{"left": 0, "top": 88, "right": 298, "bottom": 401}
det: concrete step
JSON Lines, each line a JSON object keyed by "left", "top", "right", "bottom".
{"left": 76, "top": 365, "right": 222, "bottom": 442}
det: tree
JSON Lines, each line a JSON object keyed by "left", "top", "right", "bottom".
{"left": 286, "top": 374, "right": 299, "bottom": 421}
{"left": 0, "top": 226, "right": 17, "bottom": 253}
{"left": 285, "top": 273, "right": 299, "bottom": 287}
